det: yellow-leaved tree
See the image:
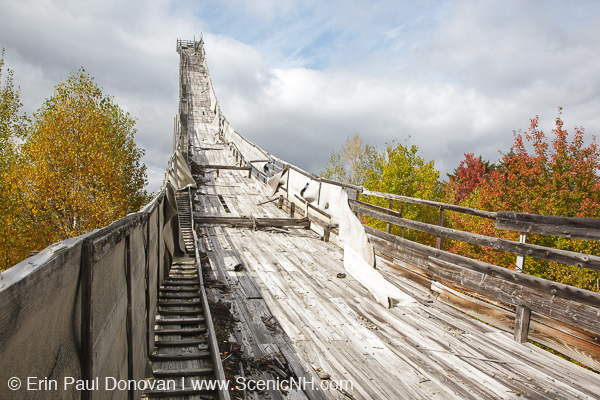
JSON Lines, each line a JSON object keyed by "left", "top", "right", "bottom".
{"left": 0, "top": 48, "right": 29, "bottom": 269}
{"left": 320, "top": 133, "right": 443, "bottom": 246}
{"left": 14, "top": 69, "right": 149, "bottom": 255}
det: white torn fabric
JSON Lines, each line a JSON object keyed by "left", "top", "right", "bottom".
{"left": 208, "top": 85, "right": 218, "bottom": 114}
{"left": 315, "top": 180, "right": 345, "bottom": 221}
{"left": 286, "top": 169, "right": 313, "bottom": 203}
{"left": 338, "top": 189, "right": 375, "bottom": 266}
{"left": 338, "top": 190, "right": 417, "bottom": 308}
{"left": 302, "top": 180, "right": 320, "bottom": 203}
{"left": 267, "top": 168, "right": 288, "bottom": 197}
{"left": 343, "top": 245, "right": 416, "bottom": 307}
{"left": 207, "top": 109, "right": 220, "bottom": 136}
{"left": 222, "top": 121, "right": 270, "bottom": 171}
{"left": 250, "top": 161, "right": 268, "bottom": 175}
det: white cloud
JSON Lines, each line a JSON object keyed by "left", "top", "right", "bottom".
{"left": 2, "top": 0, "right": 600, "bottom": 191}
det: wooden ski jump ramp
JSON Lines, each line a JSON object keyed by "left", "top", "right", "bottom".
{"left": 0, "top": 37, "right": 599, "bottom": 400}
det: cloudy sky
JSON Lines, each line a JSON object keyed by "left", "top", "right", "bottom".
{"left": 2, "top": 0, "right": 600, "bottom": 192}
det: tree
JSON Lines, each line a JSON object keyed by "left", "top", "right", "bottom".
{"left": 0, "top": 48, "right": 29, "bottom": 269}
{"left": 363, "top": 140, "right": 443, "bottom": 246}
{"left": 445, "top": 109, "right": 600, "bottom": 291}
{"left": 16, "top": 69, "right": 149, "bottom": 248}
{"left": 320, "top": 132, "right": 380, "bottom": 186}
{"left": 321, "top": 133, "right": 443, "bottom": 245}
{"left": 445, "top": 153, "right": 496, "bottom": 203}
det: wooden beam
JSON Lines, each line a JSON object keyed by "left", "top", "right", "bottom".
{"left": 352, "top": 201, "right": 600, "bottom": 272}
{"left": 362, "top": 189, "right": 497, "bottom": 220}
{"left": 514, "top": 305, "right": 531, "bottom": 343}
{"left": 386, "top": 199, "right": 393, "bottom": 234}
{"left": 194, "top": 216, "right": 309, "bottom": 228}
{"left": 529, "top": 320, "right": 600, "bottom": 371}
{"left": 125, "top": 234, "right": 134, "bottom": 400}
{"left": 431, "top": 281, "right": 515, "bottom": 332}
{"left": 80, "top": 238, "right": 93, "bottom": 400}
{"left": 323, "top": 225, "right": 331, "bottom": 242}
{"left": 365, "top": 226, "right": 600, "bottom": 333}
{"left": 319, "top": 177, "right": 363, "bottom": 192}
{"left": 496, "top": 211, "right": 600, "bottom": 240}
{"left": 435, "top": 209, "right": 444, "bottom": 250}
{"left": 431, "top": 281, "right": 600, "bottom": 370}
{"left": 199, "top": 164, "right": 252, "bottom": 171}
{"left": 294, "top": 194, "right": 332, "bottom": 219}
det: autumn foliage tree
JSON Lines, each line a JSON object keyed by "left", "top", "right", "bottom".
{"left": 320, "top": 132, "right": 380, "bottom": 186}
{"left": 320, "top": 134, "right": 443, "bottom": 246}
{"left": 0, "top": 49, "right": 29, "bottom": 269}
{"left": 0, "top": 69, "right": 149, "bottom": 269}
{"left": 362, "top": 140, "right": 442, "bottom": 246}
{"left": 445, "top": 153, "right": 494, "bottom": 203}
{"left": 446, "top": 109, "right": 600, "bottom": 291}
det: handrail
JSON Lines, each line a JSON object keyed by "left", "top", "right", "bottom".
{"left": 364, "top": 225, "right": 600, "bottom": 311}
{"left": 320, "top": 177, "right": 363, "bottom": 192}
{"left": 496, "top": 211, "right": 600, "bottom": 240}
{"left": 362, "top": 189, "right": 497, "bottom": 220}
{"left": 351, "top": 200, "right": 600, "bottom": 272}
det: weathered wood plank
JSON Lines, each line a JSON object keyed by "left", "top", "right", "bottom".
{"left": 80, "top": 238, "right": 93, "bottom": 400}
{"left": 432, "top": 282, "right": 600, "bottom": 371}
{"left": 194, "top": 216, "right": 310, "bottom": 228}
{"left": 514, "top": 305, "right": 531, "bottom": 343}
{"left": 319, "top": 177, "right": 363, "bottom": 192}
{"left": 354, "top": 202, "right": 600, "bottom": 272}
{"left": 529, "top": 320, "right": 600, "bottom": 372}
{"left": 496, "top": 211, "right": 600, "bottom": 240}
{"left": 361, "top": 190, "right": 497, "bottom": 220}
{"left": 431, "top": 281, "right": 515, "bottom": 332}
{"left": 532, "top": 311, "right": 600, "bottom": 347}
{"left": 293, "top": 194, "right": 331, "bottom": 219}
{"left": 200, "top": 164, "right": 252, "bottom": 171}
{"left": 366, "top": 227, "right": 600, "bottom": 335}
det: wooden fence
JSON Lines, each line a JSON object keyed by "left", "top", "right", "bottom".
{"left": 350, "top": 189, "right": 600, "bottom": 371}
{"left": 0, "top": 190, "right": 171, "bottom": 400}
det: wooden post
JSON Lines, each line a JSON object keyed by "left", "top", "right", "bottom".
{"left": 323, "top": 225, "right": 331, "bottom": 242}
{"left": 435, "top": 209, "right": 445, "bottom": 250}
{"left": 80, "top": 238, "right": 93, "bottom": 400}
{"left": 216, "top": 167, "right": 220, "bottom": 178}
{"left": 125, "top": 234, "right": 134, "bottom": 400}
{"left": 514, "top": 305, "right": 531, "bottom": 343}
{"left": 515, "top": 233, "right": 527, "bottom": 272}
{"left": 290, "top": 202, "right": 295, "bottom": 218}
{"left": 277, "top": 195, "right": 284, "bottom": 209}
{"left": 247, "top": 167, "right": 252, "bottom": 179}
{"left": 144, "top": 213, "right": 151, "bottom": 359}
{"left": 386, "top": 199, "right": 393, "bottom": 234}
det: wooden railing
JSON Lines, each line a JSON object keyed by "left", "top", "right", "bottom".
{"left": 349, "top": 190, "right": 600, "bottom": 371}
